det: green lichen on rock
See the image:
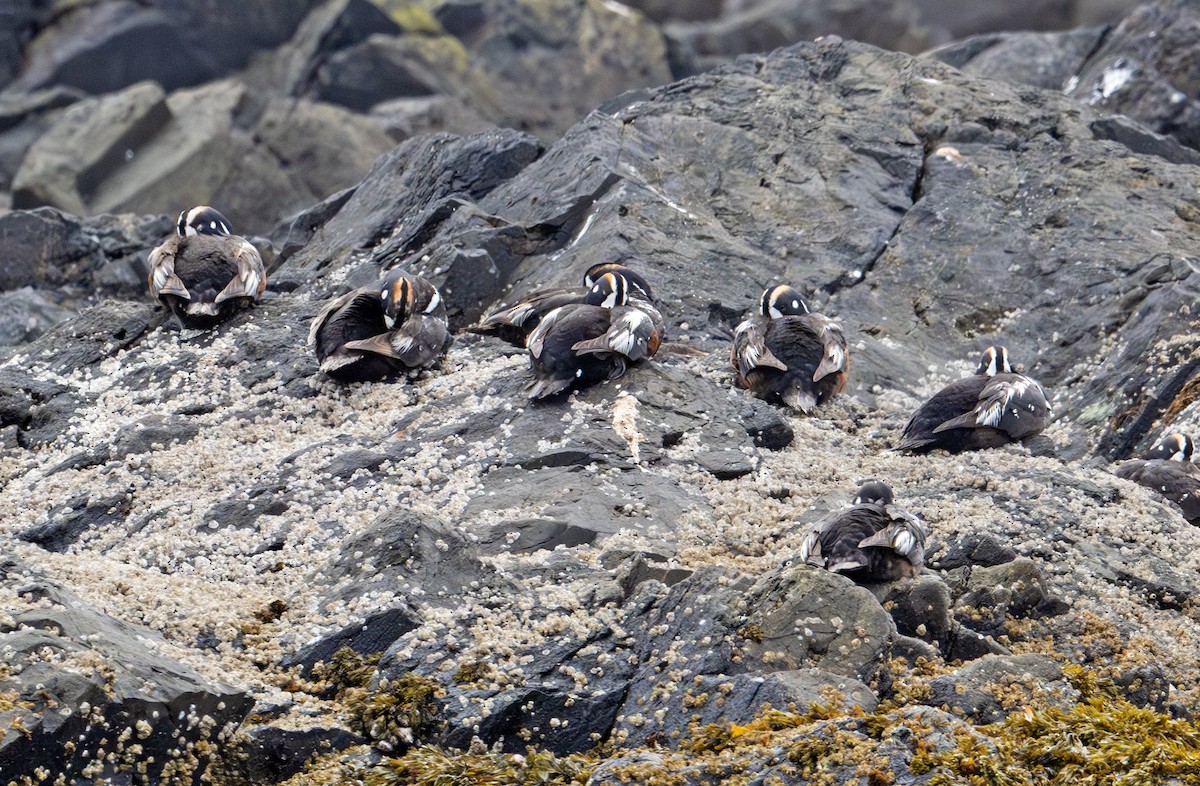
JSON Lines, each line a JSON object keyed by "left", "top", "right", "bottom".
{"left": 366, "top": 745, "right": 595, "bottom": 786}
{"left": 348, "top": 672, "right": 442, "bottom": 744}
{"left": 312, "top": 645, "right": 381, "bottom": 690}
{"left": 310, "top": 646, "right": 442, "bottom": 746}
{"left": 915, "top": 694, "right": 1200, "bottom": 785}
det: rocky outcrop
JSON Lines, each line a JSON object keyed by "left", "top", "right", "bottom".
{"left": 0, "top": 559, "right": 252, "bottom": 784}
{"left": 2, "top": 1, "right": 1200, "bottom": 784}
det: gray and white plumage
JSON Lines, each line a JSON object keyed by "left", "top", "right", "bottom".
{"left": 473, "top": 262, "right": 656, "bottom": 348}
{"left": 309, "top": 269, "right": 449, "bottom": 383}
{"left": 525, "top": 272, "right": 662, "bottom": 400}
{"left": 895, "top": 346, "right": 1052, "bottom": 453}
{"left": 147, "top": 206, "right": 266, "bottom": 329}
{"left": 732, "top": 285, "right": 848, "bottom": 414}
{"left": 797, "top": 481, "right": 927, "bottom": 582}
{"left": 1114, "top": 433, "right": 1200, "bottom": 524}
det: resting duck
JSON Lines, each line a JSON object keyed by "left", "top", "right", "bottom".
{"left": 731, "top": 284, "right": 848, "bottom": 413}
{"left": 525, "top": 271, "right": 662, "bottom": 400}
{"left": 308, "top": 269, "right": 450, "bottom": 383}
{"left": 1114, "top": 433, "right": 1200, "bottom": 524}
{"left": 798, "top": 481, "right": 927, "bottom": 582}
{"left": 895, "top": 345, "right": 1052, "bottom": 453}
{"left": 147, "top": 206, "right": 266, "bottom": 329}
{"left": 473, "top": 262, "right": 655, "bottom": 347}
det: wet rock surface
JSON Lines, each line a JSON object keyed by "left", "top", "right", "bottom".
{"left": 2, "top": 1, "right": 1200, "bottom": 784}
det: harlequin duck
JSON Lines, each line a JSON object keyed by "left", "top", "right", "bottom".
{"left": 731, "top": 284, "right": 848, "bottom": 413}
{"left": 895, "top": 345, "right": 1052, "bottom": 453}
{"left": 308, "top": 269, "right": 450, "bottom": 383}
{"left": 798, "top": 481, "right": 927, "bottom": 582}
{"left": 525, "top": 271, "right": 662, "bottom": 400}
{"left": 1114, "top": 433, "right": 1200, "bottom": 524}
{"left": 472, "top": 262, "right": 655, "bottom": 347}
{"left": 147, "top": 206, "right": 266, "bottom": 329}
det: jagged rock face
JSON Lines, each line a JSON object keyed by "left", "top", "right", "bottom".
{"left": 0, "top": 560, "right": 252, "bottom": 785}
{"left": 2, "top": 2, "right": 1200, "bottom": 784}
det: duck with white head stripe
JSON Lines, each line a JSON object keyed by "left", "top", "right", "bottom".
{"left": 895, "top": 345, "right": 1052, "bottom": 453}
{"left": 309, "top": 268, "right": 450, "bottom": 383}
{"left": 524, "top": 271, "right": 663, "bottom": 400}
{"left": 147, "top": 205, "right": 266, "bottom": 329}
{"left": 731, "top": 284, "right": 849, "bottom": 414}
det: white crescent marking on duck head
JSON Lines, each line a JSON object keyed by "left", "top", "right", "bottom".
{"left": 424, "top": 289, "right": 441, "bottom": 314}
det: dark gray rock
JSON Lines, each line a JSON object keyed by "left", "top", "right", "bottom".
{"left": 1066, "top": 0, "right": 1200, "bottom": 153}
{"left": 285, "top": 606, "right": 422, "bottom": 674}
{"left": 8, "top": 0, "right": 322, "bottom": 96}
{"left": 0, "top": 208, "right": 168, "bottom": 297}
{"left": 17, "top": 491, "right": 132, "bottom": 552}
{"left": 614, "top": 669, "right": 876, "bottom": 748}
{"left": 1070, "top": 538, "right": 1200, "bottom": 611}
{"left": 481, "top": 518, "right": 599, "bottom": 553}
{"left": 926, "top": 26, "right": 1109, "bottom": 90}
{"left": 12, "top": 77, "right": 396, "bottom": 234}
{"left": 316, "top": 508, "right": 503, "bottom": 606}
{"left": 1091, "top": 114, "right": 1200, "bottom": 165}
{"left": 312, "top": 34, "right": 441, "bottom": 111}
{"left": 364, "top": 0, "right": 673, "bottom": 140}
{"left": 738, "top": 567, "right": 897, "bottom": 681}
{"left": 873, "top": 575, "right": 955, "bottom": 647}
{"left": 368, "top": 94, "right": 495, "bottom": 142}
{"left": 0, "top": 560, "right": 252, "bottom": 784}
{"left": 278, "top": 128, "right": 541, "bottom": 289}
{"left": 0, "top": 287, "right": 75, "bottom": 346}
{"left": 225, "top": 724, "right": 363, "bottom": 785}
{"left": 931, "top": 532, "right": 1019, "bottom": 570}
{"left": 924, "top": 653, "right": 1077, "bottom": 723}
{"left": 250, "top": 0, "right": 401, "bottom": 98}
{"left": 666, "top": 0, "right": 928, "bottom": 68}
{"left": 378, "top": 565, "right": 895, "bottom": 754}
{"left": 1116, "top": 663, "right": 1171, "bottom": 710}
{"left": 946, "top": 557, "right": 1069, "bottom": 637}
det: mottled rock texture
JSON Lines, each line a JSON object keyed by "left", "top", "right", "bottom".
{"left": 2, "top": 1, "right": 1200, "bottom": 784}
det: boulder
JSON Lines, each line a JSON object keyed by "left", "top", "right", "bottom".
{"left": 0, "top": 559, "right": 252, "bottom": 784}
{"left": 926, "top": 26, "right": 1109, "bottom": 91}
{"left": 364, "top": 0, "right": 674, "bottom": 139}
{"left": 1066, "top": 0, "right": 1200, "bottom": 152}
{"left": 0, "top": 287, "right": 75, "bottom": 346}
{"left": 923, "top": 653, "right": 1077, "bottom": 723}
{"left": 7, "top": 0, "right": 323, "bottom": 96}
{"left": 11, "top": 78, "right": 396, "bottom": 234}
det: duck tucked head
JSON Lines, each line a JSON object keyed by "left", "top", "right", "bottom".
{"left": 1146, "top": 433, "right": 1194, "bottom": 462}
{"left": 585, "top": 272, "right": 629, "bottom": 309}
{"left": 583, "top": 262, "right": 653, "bottom": 300}
{"left": 853, "top": 480, "right": 894, "bottom": 506}
{"left": 760, "top": 284, "right": 809, "bottom": 318}
{"left": 976, "top": 345, "right": 1013, "bottom": 377}
{"left": 177, "top": 205, "right": 232, "bottom": 237}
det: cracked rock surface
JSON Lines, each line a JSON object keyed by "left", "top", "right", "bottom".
{"left": 3, "top": 2, "right": 1200, "bottom": 784}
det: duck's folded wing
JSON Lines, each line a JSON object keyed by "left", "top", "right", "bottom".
{"left": 307, "top": 288, "right": 367, "bottom": 347}
{"left": 933, "top": 376, "right": 1051, "bottom": 438}
{"left": 477, "top": 288, "right": 577, "bottom": 330}
{"left": 571, "top": 308, "right": 658, "bottom": 361}
{"left": 797, "top": 521, "right": 825, "bottom": 567}
{"left": 812, "top": 318, "right": 848, "bottom": 382}
{"left": 147, "top": 245, "right": 190, "bottom": 300}
{"left": 214, "top": 239, "right": 266, "bottom": 303}
{"left": 858, "top": 508, "right": 927, "bottom": 568}
{"left": 526, "top": 306, "right": 568, "bottom": 359}
{"left": 732, "top": 319, "right": 788, "bottom": 377}
{"left": 384, "top": 314, "right": 450, "bottom": 367}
